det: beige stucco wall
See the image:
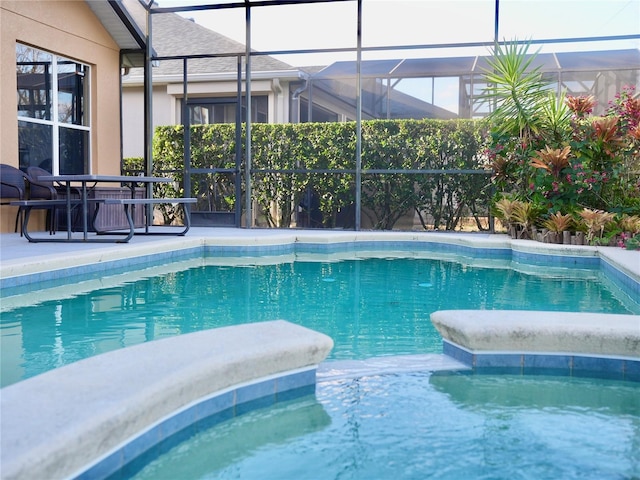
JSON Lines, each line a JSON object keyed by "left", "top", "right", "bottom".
{"left": 121, "top": 85, "right": 171, "bottom": 159}
{"left": 122, "top": 83, "right": 183, "bottom": 159}
{"left": 1, "top": 0, "right": 123, "bottom": 233}
{"left": 122, "top": 78, "right": 292, "bottom": 158}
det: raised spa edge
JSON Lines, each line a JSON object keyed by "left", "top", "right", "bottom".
{"left": 0, "top": 320, "right": 334, "bottom": 480}
{"left": 432, "top": 310, "right": 640, "bottom": 381}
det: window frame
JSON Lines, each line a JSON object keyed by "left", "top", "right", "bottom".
{"left": 182, "top": 96, "right": 268, "bottom": 125}
{"left": 16, "top": 43, "right": 91, "bottom": 175}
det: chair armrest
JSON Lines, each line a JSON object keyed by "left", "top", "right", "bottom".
{"left": 0, "top": 181, "right": 25, "bottom": 200}
{"left": 28, "top": 180, "right": 58, "bottom": 200}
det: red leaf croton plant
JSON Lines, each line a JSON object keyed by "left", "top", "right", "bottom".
{"left": 483, "top": 41, "right": 639, "bottom": 246}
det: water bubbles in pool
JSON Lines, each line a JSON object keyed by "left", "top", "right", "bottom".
{"left": 418, "top": 282, "right": 433, "bottom": 287}
{"left": 322, "top": 277, "right": 336, "bottom": 283}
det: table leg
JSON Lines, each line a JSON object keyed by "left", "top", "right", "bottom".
{"left": 119, "top": 204, "right": 136, "bottom": 243}
{"left": 81, "top": 182, "right": 89, "bottom": 240}
{"left": 65, "top": 182, "right": 72, "bottom": 240}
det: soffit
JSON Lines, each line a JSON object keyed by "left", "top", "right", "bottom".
{"left": 84, "top": 0, "right": 146, "bottom": 51}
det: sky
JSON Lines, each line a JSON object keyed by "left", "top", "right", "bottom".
{"left": 156, "top": 0, "right": 640, "bottom": 66}
{"left": 153, "top": 0, "right": 639, "bottom": 114}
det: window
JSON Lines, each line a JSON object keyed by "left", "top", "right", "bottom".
{"left": 183, "top": 96, "right": 268, "bottom": 125}
{"left": 299, "top": 99, "right": 339, "bottom": 123}
{"left": 16, "top": 43, "right": 90, "bottom": 174}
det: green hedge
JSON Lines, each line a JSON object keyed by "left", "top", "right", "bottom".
{"left": 124, "top": 119, "right": 491, "bottom": 229}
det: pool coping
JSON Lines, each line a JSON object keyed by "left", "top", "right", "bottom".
{"left": 431, "top": 310, "right": 640, "bottom": 381}
{"left": 1, "top": 229, "right": 638, "bottom": 291}
{"left": 0, "top": 321, "right": 334, "bottom": 480}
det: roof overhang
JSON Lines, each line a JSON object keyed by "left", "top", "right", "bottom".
{"left": 85, "top": 0, "right": 147, "bottom": 67}
{"left": 122, "top": 69, "right": 304, "bottom": 86}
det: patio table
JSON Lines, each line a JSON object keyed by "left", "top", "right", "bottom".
{"left": 15, "top": 175, "right": 194, "bottom": 243}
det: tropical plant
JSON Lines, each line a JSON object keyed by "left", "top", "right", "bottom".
{"left": 482, "top": 40, "right": 552, "bottom": 143}
{"left": 543, "top": 211, "right": 573, "bottom": 233}
{"left": 578, "top": 208, "right": 616, "bottom": 244}
{"left": 565, "top": 95, "right": 595, "bottom": 118}
{"left": 618, "top": 214, "right": 640, "bottom": 235}
{"left": 623, "top": 234, "right": 640, "bottom": 250}
{"left": 538, "top": 91, "right": 572, "bottom": 145}
{"left": 483, "top": 41, "right": 639, "bottom": 244}
{"left": 510, "top": 200, "right": 543, "bottom": 239}
{"left": 493, "top": 197, "right": 519, "bottom": 227}
{"left": 530, "top": 146, "right": 571, "bottom": 178}
{"left": 607, "top": 87, "right": 640, "bottom": 209}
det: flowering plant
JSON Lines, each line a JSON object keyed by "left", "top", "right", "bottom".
{"left": 483, "top": 42, "right": 640, "bottom": 245}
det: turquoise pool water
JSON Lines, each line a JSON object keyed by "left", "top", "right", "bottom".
{"left": 1, "top": 252, "right": 638, "bottom": 387}
{"left": 122, "top": 371, "right": 640, "bottom": 480}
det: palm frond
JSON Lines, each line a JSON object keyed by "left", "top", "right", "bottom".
{"left": 481, "top": 40, "right": 553, "bottom": 139}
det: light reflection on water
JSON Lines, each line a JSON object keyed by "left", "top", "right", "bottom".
{"left": 126, "top": 372, "right": 640, "bottom": 480}
{"left": 1, "top": 252, "right": 638, "bottom": 387}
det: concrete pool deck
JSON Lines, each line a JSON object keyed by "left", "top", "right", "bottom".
{"left": 1, "top": 227, "right": 638, "bottom": 283}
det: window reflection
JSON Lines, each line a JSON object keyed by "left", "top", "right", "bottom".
{"left": 185, "top": 96, "right": 268, "bottom": 125}
{"left": 59, "top": 127, "right": 89, "bottom": 174}
{"left": 57, "top": 58, "right": 88, "bottom": 126}
{"left": 16, "top": 43, "right": 90, "bottom": 174}
{"left": 18, "top": 121, "right": 53, "bottom": 171}
{"left": 16, "top": 45, "right": 52, "bottom": 120}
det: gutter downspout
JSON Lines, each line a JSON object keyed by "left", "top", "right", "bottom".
{"left": 292, "top": 73, "right": 309, "bottom": 124}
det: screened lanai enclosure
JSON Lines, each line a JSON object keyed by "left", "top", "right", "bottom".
{"left": 135, "top": 0, "right": 640, "bottom": 231}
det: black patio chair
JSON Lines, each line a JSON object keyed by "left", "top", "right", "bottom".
{"left": 1, "top": 164, "right": 28, "bottom": 233}
{"left": 27, "top": 166, "right": 82, "bottom": 232}
{"left": 1, "top": 164, "right": 57, "bottom": 235}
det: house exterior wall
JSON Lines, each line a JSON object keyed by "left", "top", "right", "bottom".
{"left": 122, "top": 86, "right": 145, "bottom": 159}
{"left": 1, "top": 0, "right": 123, "bottom": 233}
{"left": 122, "top": 78, "right": 292, "bottom": 158}
{"left": 121, "top": 85, "right": 171, "bottom": 159}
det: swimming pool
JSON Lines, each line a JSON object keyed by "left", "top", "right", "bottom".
{"left": 1, "top": 232, "right": 639, "bottom": 480}
{"left": 1, "top": 249, "right": 638, "bottom": 387}
{"left": 120, "top": 371, "right": 640, "bottom": 480}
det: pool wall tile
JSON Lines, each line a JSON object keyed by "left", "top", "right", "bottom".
{"left": 1, "top": 246, "right": 202, "bottom": 292}
{"left": 601, "top": 258, "right": 640, "bottom": 301}
{"left": 74, "top": 367, "right": 318, "bottom": 480}
{"left": 277, "top": 384, "right": 315, "bottom": 402}
{"left": 196, "top": 390, "right": 234, "bottom": 421}
{"left": 75, "top": 450, "right": 122, "bottom": 480}
{"left": 236, "top": 394, "right": 276, "bottom": 416}
{"left": 572, "top": 356, "right": 625, "bottom": 375}
{"left": 625, "top": 359, "right": 640, "bottom": 382}
{"left": 155, "top": 423, "right": 197, "bottom": 457}
{"left": 159, "top": 407, "right": 197, "bottom": 440}
{"left": 196, "top": 408, "right": 235, "bottom": 433}
{"left": 122, "top": 426, "right": 162, "bottom": 464}
{"left": 475, "top": 353, "right": 523, "bottom": 368}
{"left": 511, "top": 250, "right": 600, "bottom": 268}
{"left": 443, "top": 340, "right": 474, "bottom": 365}
{"left": 276, "top": 369, "right": 316, "bottom": 392}
{"left": 523, "top": 354, "right": 572, "bottom": 370}
{"left": 443, "top": 341, "right": 639, "bottom": 382}
{"left": 236, "top": 378, "right": 277, "bottom": 405}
